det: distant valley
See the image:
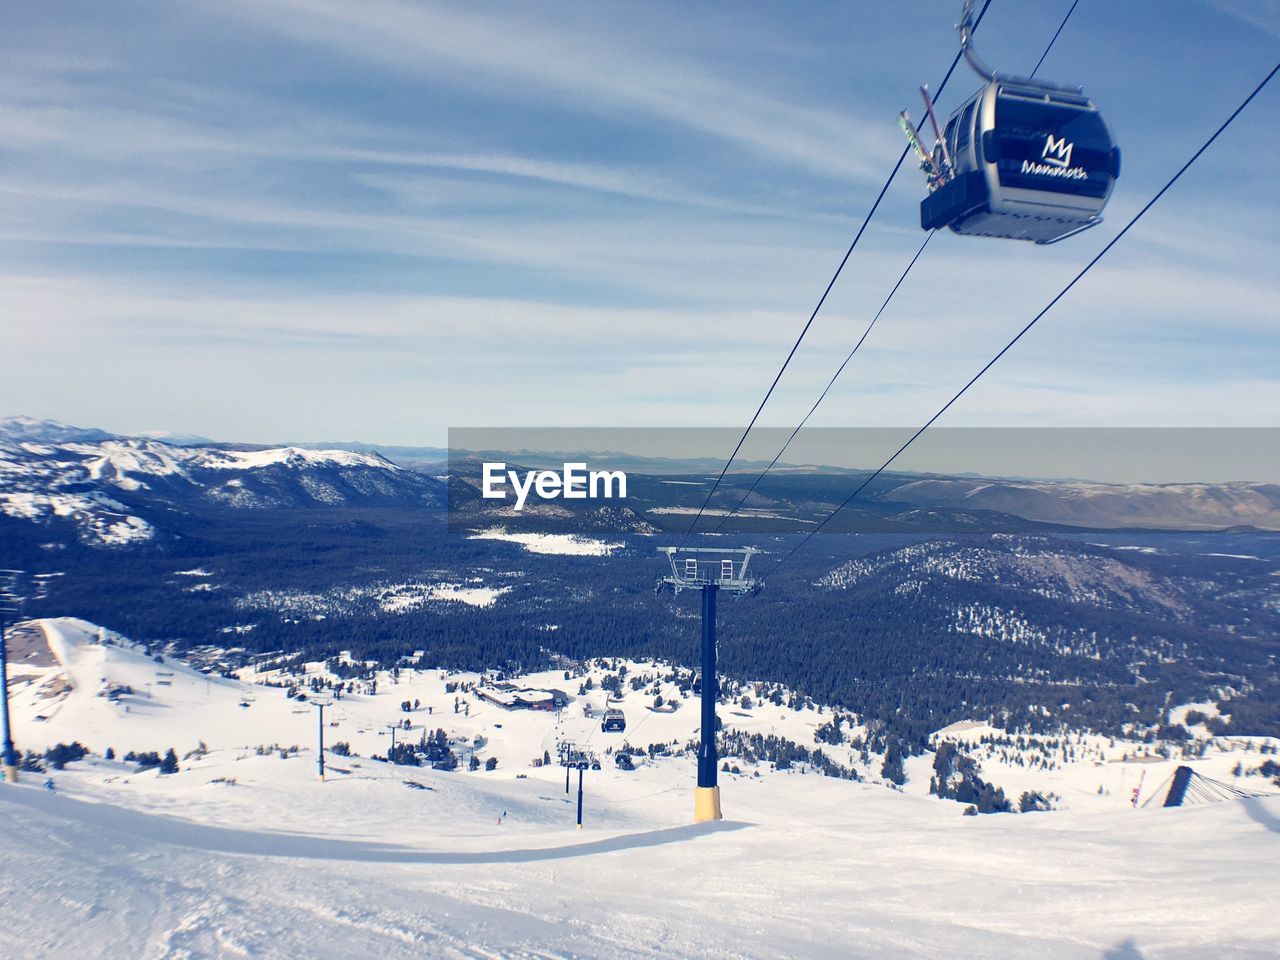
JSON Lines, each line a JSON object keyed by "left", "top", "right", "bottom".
{"left": 2, "top": 416, "right": 1279, "bottom": 755}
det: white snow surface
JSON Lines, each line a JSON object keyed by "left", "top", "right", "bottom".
{"left": 469, "top": 527, "right": 623, "bottom": 556}
{"left": 234, "top": 578, "right": 513, "bottom": 616}
{"left": 203, "top": 446, "right": 395, "bottom": 471}
{"left": 2, "top": 617, "right": 1279, "bottom": 959}
{"left": 0, "top": 491, "right": 154, "bottom": 545}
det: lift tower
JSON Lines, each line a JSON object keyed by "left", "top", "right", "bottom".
{"left": 311, "top": 699, "right": 332, "bottom": 781}
{"left": 657, "top": 547, "right": 759, "bottom": 822}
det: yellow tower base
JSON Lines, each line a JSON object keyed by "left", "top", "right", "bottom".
{"left": 4, "top": 765, "right": 17, "bottom": 784}
{"left": 694, "top": 785, "right": 722, "bottom": 822}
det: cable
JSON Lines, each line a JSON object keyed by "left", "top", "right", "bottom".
{"left": 706, "top": 0, "right": 1080, "bottom": 534}
{"left": 1031, "top": 0, "right": 1080, "bottom": 78}
{"left": 678, "top": 0, "right": 996, "bottom": 544}
{"left": 764, "top": 56, "right": 1280, "bottom": 579}
{"left": 709, "top": 231, "right": 937, "bottom": 533}
{"left": 678, "top": 150, "right": 910, "bottom": 542}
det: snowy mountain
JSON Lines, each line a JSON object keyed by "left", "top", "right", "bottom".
{"left": 3, "top": 419, "right": 1278, "bottom": 757}
{"left": 884, "top": 475, "right": 1280, "bottom": 531}
{"left": 0, "top": 431, "right": 444, "bottom": 546}
{"left": 819, "top": 535, "right": 1193, "bottom": 618}
{"left": 0, "top": 415, "right": 115, "bottom": 445}
{"left": 791, "top": 534, "right": 1280, "bottom": 743}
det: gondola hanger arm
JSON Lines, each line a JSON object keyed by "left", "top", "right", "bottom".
{"left": 959, "top": 0, "right": 997, "bottom": 82}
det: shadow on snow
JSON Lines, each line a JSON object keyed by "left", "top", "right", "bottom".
{"left": 0, "top": 785, "right": 750, "bottom": 864}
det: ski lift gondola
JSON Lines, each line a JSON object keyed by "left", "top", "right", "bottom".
{"left": 601, "top": 707, "right": 627, "bottom": 733}
{"left": 903, "top": 1, "right": 1120, "bottom": 244}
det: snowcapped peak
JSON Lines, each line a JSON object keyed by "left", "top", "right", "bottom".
{"left": 204, "top": 447, "right": 399, "bottom": 471}
{"left": 77, "top": 439, "right": 191, "bottom": 481}
{"left": 0, "top": 432, "right": 435, "bottom": 547}
{"left": 0, "top": 415, "right": 114, "bottom": 444}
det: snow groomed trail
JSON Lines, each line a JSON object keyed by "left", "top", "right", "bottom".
{"left": 3, "top": 774, "right": 1279, "bottom": 959}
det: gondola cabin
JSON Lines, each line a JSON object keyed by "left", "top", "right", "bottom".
{"left": 601, "top": 707, "right": 627, "bottom": 733}
{"left": 921, "top": 77, "right": 1119, "bottom": 244}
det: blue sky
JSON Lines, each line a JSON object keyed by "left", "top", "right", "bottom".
{"left": 2, "top": 0, "right": 1278, "bottom": 445}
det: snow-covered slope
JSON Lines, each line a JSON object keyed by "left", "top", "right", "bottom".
{"left": 2, "top": 617, "right": 1279, "bottom": 959}
{"left": 7, "top": 619, "right": 856, "bottom": 775}
{"left": 9, "top": 618, "right": 1277, "bottom": 810}
{"left": 3, "top": 762, "right": 1278, "bottom": 960}
{"left": 3, "top": 618, "right": 1279, "bottom": 957}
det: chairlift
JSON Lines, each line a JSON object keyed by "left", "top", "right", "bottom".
{"left": 903, "top": 1, "right": 1120, "bottom": 244}
{"left": 601, "top": 707, "right": 627, "bottom": 733}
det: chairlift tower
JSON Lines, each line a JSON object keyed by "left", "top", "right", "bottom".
{"left": 657, "top": 547, "right": 760, "bottom": 822}
{"left": 311, "top": 699, "right": 332, "bottom": 781}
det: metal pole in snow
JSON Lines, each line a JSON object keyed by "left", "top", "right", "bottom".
{"left": 692, "top": 582, "right": 724, "bottom": 822}
{"left": 0, "top": 616, "right": 17, "bottom": 783}
{"left": 577, "top": 765, "right": 584, "bottom": 829}
{"left": 698, "top": 586, "right": 718, "bottom": 788}
{"left": 316, "top": 702, "right": 326, "bottom": 781}
{"left": 655, "top": 547, "right": 755, "bottom": 823}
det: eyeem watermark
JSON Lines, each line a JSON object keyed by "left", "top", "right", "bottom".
{"left": 482, "top": 462, "right": 627, "bottom": 511}
{"left": 449, "top": 427, "right": 1280, "bottom": 535}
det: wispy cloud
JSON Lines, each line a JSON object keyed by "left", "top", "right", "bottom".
{"left": 1209, "top": 0, "right": 1280, "bottom": 38}
{"left": 1, "top": 1, "right": 1277, "bottom": 441}
{"left": 0, "top": 168, "right": 863, "bottom": 308}
{"left": 214, "top": 0, "right": 898, "bottom": 181}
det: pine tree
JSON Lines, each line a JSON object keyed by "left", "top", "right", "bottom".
{"left": 159, "top": 748, "right": 179, "bottom": 775}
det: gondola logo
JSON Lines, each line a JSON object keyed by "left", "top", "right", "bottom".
{"left": 1041, "top": 134, "right": 1074, "bottom": 168}
{"left": 1020, "top": 134, "right": 1088, "bottom": 180}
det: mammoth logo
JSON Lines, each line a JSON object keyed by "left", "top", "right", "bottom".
{"left": 1041, "top": 134, "right": 1074, "bottom": 168}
